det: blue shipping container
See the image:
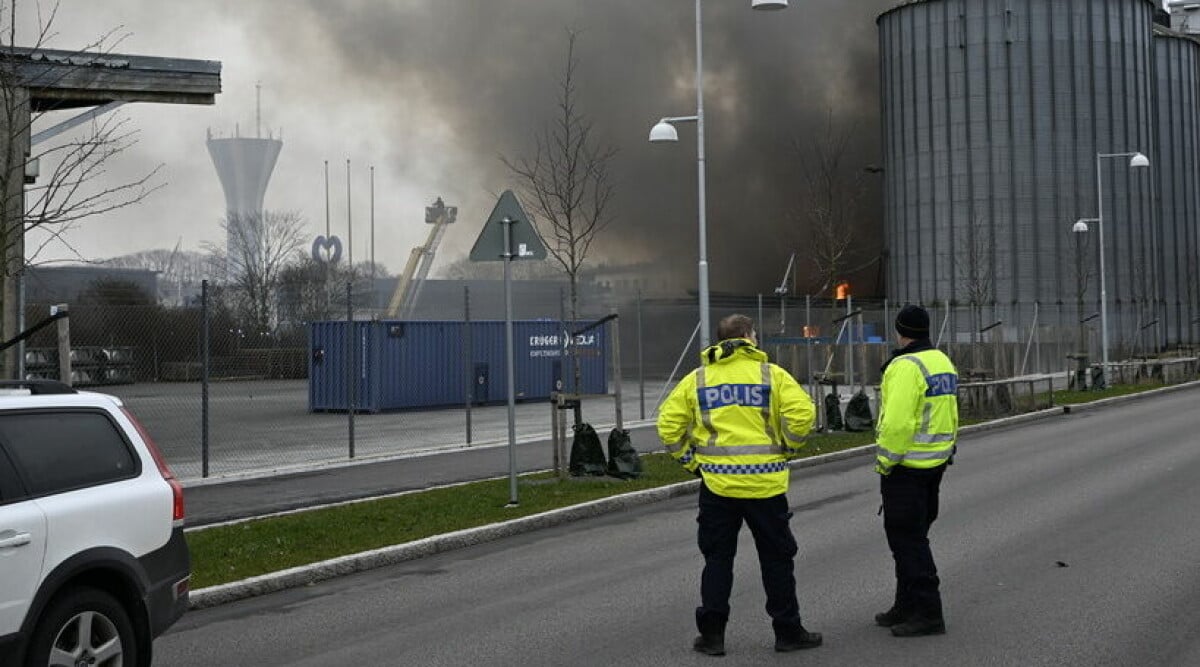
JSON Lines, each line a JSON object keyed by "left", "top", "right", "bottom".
{"left": 308, "top": 320, "right": 608, "bottom": 412}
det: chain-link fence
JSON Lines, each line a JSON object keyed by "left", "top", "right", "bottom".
{"left": 21, "top": 284, "right": 1199, "bottom": 480}
{"left": 23, "top": 280, "right": 662, "bottom": 481}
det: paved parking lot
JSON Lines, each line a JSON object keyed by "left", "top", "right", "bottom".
{"left": 105, "top": 378, "right": 665, "bottom": 480}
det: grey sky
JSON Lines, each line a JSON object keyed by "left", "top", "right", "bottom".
{"left": 26, "top": 0, "right": 892, "bottom": 292}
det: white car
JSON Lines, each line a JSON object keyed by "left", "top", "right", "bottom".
{"left": 0, "top": 381, "right": 189, "bottom": 667}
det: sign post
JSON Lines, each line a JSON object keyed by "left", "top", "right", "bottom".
{"left": 470, "top": 190, "right": 546, "bottom": 507}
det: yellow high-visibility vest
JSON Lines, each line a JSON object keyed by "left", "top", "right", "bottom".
{"left": 658, "top": 339, "right": 815, "bottom": 499}
{"left": 875, "top": 348, "right": 959, "bottom": 474}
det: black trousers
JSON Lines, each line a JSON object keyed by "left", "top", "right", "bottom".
{"left": 695, "top": 482, "right": 802, "bottom": 635}
{"left": 881, "top": 464, "right": 946, "bottom": 619}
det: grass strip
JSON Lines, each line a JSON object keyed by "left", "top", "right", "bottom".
{"left": 187, "top": 430, "right": 876, "bottom": 589}
{"left": 1052, "top": 382, "right": 1165, "bottom": 404}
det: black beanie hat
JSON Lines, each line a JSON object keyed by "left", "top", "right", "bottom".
{"left": 895, "top": 304, "right": 931, "bottom": 340}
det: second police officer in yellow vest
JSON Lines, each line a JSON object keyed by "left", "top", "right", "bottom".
{"left": 874, "top": 304, "right": 959, "bottom": 637}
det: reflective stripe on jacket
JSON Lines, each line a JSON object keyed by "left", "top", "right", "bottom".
{"left": 875, "top": 348, "right": 959, "bottom": 474}
{"left": 657, "top": 339, "right": 815, "bottom": 499}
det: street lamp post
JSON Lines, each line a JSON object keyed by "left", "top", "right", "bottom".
{"left": 1082, "top": 150, "right": 1150, "bottom": 381}
{"left": 649, "top": 0, "right": 787, "bottom": 348}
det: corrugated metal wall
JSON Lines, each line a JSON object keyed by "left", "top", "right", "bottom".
{"left": 308, "top": 320, "right": 608, "bottom": 412}
{"left": 1154, "top": 31, "right": 1200, "bottom": 346}
{"left": 879, "top": 0, "right": 1160, "bottom": 345}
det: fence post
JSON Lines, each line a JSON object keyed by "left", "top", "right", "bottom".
{"left": 347, "top": 280, "right": 355, "bottom": 459}
{"left": 637, "top": 290, "right": 645, "bottom": 421}
{"left": 611, "top": 313, "right": 623, "bottom": 431}
{"left": 54, "top": 304, "right": 71, "bottom": 386}
{"left": 464, "top": 285, "right": 472, "bottom": 445}
{"left": 551, "top": 392, "right": 562, "bottom": 479}
{"left": 846, "top": 295, "right": 854, "bottom": 390}
{"left": 806, "top": 295, "right": 815, "bottom": 427}
{"left": 757, "top": 293, "right": 764, "bottom": 340}
{"left": 16, "top": 271, "right": 24, "bottom": 380}
{"left": 201, "top": 280, "right": 210, "bottom": 479}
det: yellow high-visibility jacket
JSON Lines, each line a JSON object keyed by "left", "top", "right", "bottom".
{"left": 658, "top": 339, "right": 815, "bottom": 499}
{"left": 875, "top": 347, "right": 959, "bottom": 475}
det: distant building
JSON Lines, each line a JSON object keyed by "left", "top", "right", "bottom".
{"left": 25, "top": 266, "right": 159, "bottom": 305}
{"left": 581, "top": 261, "right": 689, "bottom": 298}
{"left": 365, "top": 278, "right": 613, "bottom": 321}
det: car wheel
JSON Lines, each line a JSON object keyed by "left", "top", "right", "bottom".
{"left": 24, "top": 586, "right": 139, "bottom": 667}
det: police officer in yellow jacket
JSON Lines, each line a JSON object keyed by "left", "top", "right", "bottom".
{"left": 874, "top": 304, "right": 958, "bottom": 637}
{"left": 658, "top": 314, "right": 822, "bottom": 656}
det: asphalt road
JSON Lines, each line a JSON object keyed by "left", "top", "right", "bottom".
{"left": 156, "top": 387, "right": 1200, "bottom": 666}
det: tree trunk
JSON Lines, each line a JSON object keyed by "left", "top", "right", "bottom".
{"left": 0, "top": 86, "right": 29, "bottom": 378}
{"left": 569, "top": 272, "right": 581, "bottom": 394}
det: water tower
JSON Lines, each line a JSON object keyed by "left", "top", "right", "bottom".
{"left": 206, "top": 84, "right": 282, "bottom": 277}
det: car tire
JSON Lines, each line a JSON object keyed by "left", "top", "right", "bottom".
{"left": 23, "top": 586, "right": 139, "bottom": 667}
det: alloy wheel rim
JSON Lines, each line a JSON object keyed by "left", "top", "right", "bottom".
{"left": 46, "top": 610, "right": 123, "bottom": 667}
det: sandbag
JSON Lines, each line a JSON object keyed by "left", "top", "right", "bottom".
{"left": 606, "top": 428, "right": 643, "bottom": 479}
{"left": 824, "top": 392, "right": 844, "bottom": 431}
{"left": 569, "top": 423, "right": 607, "bottom": 476}
{"left": 844, "top": 390, "right": 874, "bottom": 432}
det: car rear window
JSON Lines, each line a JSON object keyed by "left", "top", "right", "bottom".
{"left": 0, "top": 411, "right": 138, "bottom": 496}
{"left": 0, "top": 447, "right": 24, "bottom": 503}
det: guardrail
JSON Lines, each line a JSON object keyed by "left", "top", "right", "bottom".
{"left": 958, "top": 377, "right": 1057, "bottom": 420}
{"left": 1102, "top": 358, "right": 1199, "bottom": 386}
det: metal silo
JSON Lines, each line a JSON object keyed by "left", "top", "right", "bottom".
{"left": 1153, "top": 28, "right": 1200, "bottom": 346}
{"left": 878, "top": 0, "right": 1160, "bottom": 354}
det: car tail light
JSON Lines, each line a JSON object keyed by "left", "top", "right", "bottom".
{"left": 121, "top": 407, "right": 185, "bottom": 526}
{"left": 173, "top": 576, "right": 191, "bottom": 601}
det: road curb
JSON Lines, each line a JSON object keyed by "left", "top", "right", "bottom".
{"left": 189, "top": 379, "right": 1200, "bottom": 610}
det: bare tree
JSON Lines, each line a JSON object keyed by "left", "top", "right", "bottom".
{"left": 957, "top": 215, "right": 994, "bottom": 371}
{"left": 502, "top": 29, "right": 616, "bottom": 329}
{"left": 277, "top": 254, "right": 334, "bottom": 326}
{"left": 502, "top": 30, "right": 616, "bottom": 392}
{"left": 795, "top": 113, "right": 869, "bottom": 301}
{"left": 0, "top": 1, "right": 161, "bottom": 374}
{"left": 205, "top": 210, "right": 306, "bottom": 335}
{"left": 1129, "top": 254, "right": 1155, "bottom": 359}
{"left": 105, "top": 247, "right": 211, "bottom": 304}
{"left": 1072, "top": 228, "right": 1093, "bottom": 353}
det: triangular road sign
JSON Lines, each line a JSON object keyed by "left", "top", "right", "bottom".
{"left": 469, "top": 190, "right": 548, "bottom": 262}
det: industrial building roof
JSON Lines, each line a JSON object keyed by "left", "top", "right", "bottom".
{"left": 0, "top": 46, "right": 221, "bottom": 109}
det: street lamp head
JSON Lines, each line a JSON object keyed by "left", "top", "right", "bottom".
{"left": 1129, "top": 152, "right": 1150, "bottom": 168}
{"left": 751, "top": 0, "right": 788, "bottom": 8}
{"left": 1072, "top": 220, "right": 1090, "bottom": 233}
{"left": 649, "top": 120, "right": 679, "bottom": 143}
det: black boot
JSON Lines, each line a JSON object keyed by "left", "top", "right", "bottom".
{"left": 774, "top": 624, "right": 823, "bottom": 652}
{"left": 694, "top": 608, "right": 727, "bottom": 656}
{"left": 892, "top": 583, "right": 944, "bottom": 636}
{"left": 874, "top": 605, "right": 908, "bottom": 627}
{"left": 693, "top": 633, "right": 725, "bottom": 656}
{"left": 878, "top": 580, "right": 914, "bottom": 627}
{"left": 890, "top": 615, "right": 945, "bottom": 637}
